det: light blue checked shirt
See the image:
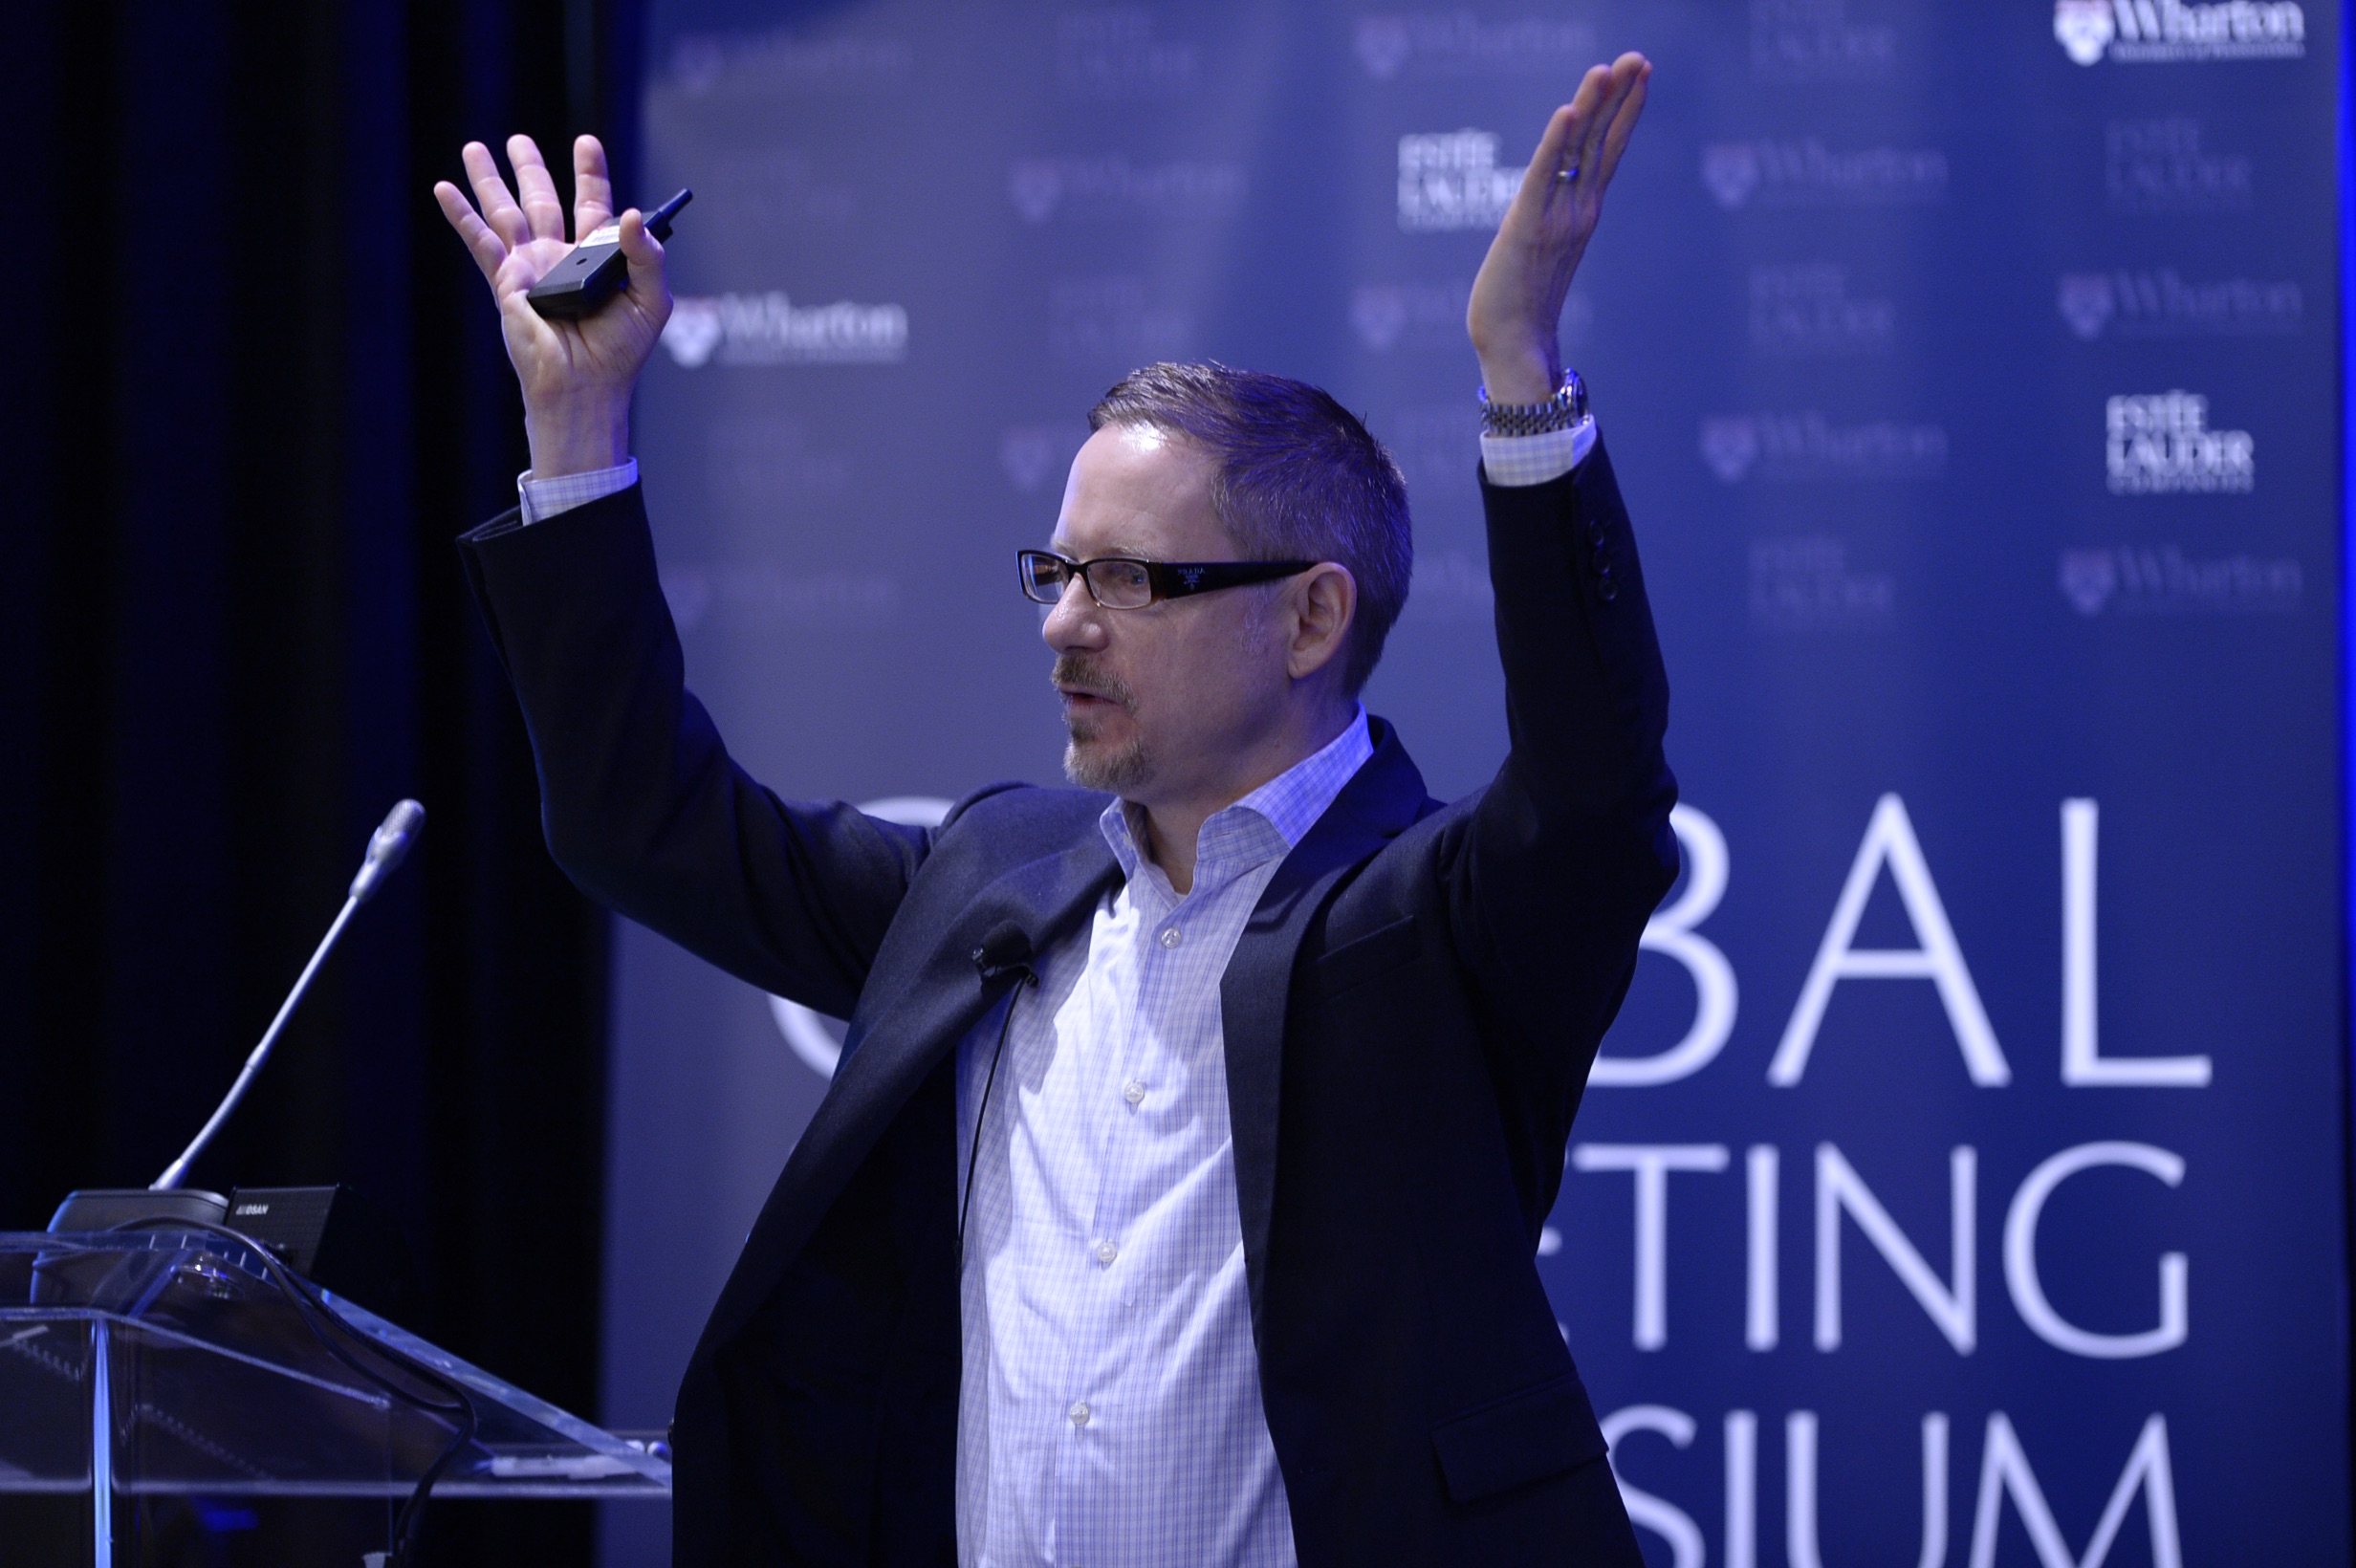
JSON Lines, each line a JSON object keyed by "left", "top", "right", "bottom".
{"left": 516, "top": 415, "right": 1589, "bottom": 1567}
{"left": 951, "top": 708, "right": 1372, "bottom": 1568}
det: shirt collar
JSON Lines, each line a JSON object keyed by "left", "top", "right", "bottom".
{"left": 1099, "top": 706, "right": 1374, "bottom": 889}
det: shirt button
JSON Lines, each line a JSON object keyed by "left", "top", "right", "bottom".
{"left": 1096, "top": 1240, "right": 1118, "bottom": 1266}
{"left": 1159, "top": 926, "right": 1183, "bottom": 948}
{"left": 1069, "top": 1402, "right": 1091, "bottom": 1427}
{"left": 1123, "top": 1080, "right": 1146, "bottom": 1106}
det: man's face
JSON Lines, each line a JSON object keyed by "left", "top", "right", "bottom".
{"left": 1042, "top": 425, "right": 1291, "bottom": 808}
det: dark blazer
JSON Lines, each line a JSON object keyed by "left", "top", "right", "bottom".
{"left": 458, "top": 439, "right": 1677, "bottom": 1566}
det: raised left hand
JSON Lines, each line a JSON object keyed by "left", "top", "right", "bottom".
{"left": 1467, "top": 54, "right": 1651, "bottom": 404}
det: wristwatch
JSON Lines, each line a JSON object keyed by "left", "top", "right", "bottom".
{"left": 1477, "top": 367, "right": 1588, "bottom": 437}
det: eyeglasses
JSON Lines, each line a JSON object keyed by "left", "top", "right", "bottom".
{"left": 1016, "top": 550, "right": 1315, "bottom": 610}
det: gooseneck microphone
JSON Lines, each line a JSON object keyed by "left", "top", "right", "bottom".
{"left": 959, "top": 923, "right": 1037, "bottom": 1264}
{"left": 347, "top": 798, "right": 425, "bottom": 904}
{"left": 151, "top": 801, "right": 427, "bottom": 1192}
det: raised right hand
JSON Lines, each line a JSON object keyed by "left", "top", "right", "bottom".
{"left": 433, "top": 133, "right": 671, "bottom": 477}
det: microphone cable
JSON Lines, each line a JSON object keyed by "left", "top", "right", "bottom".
{"left": 957, "top": 934, "right": 1037, "bottom": 1270}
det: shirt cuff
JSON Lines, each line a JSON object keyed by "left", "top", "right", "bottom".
{"left": 1478, "top": 416, "right": 1596, "bottom": 488}
{"left": 517, "top": 459, "right": 640, "bottom": 524}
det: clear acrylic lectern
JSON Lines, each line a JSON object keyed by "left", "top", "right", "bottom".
{"left": 0, "top": 1229, "right": 668, "bottom": 1566}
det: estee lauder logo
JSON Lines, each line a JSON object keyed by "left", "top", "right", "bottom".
{"left": 2105, "top": 391, "right": 2253, "bottom": 494}
{"left": 1396, "top": 131, "right": 1517, "bottom": 231}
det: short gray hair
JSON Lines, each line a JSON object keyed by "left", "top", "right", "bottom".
{"left": 1088, "top": 362, "right": 1412, "bottom": 695}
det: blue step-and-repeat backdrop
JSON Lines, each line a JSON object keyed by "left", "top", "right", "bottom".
{"left": 593, "top": 2, "right": 2345, "bottom": 1562}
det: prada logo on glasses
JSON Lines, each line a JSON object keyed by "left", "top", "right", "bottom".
{"left": 1017, "top": 551, "right": 1317, "bottom": 608}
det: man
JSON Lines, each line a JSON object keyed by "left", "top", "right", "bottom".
{"left": 438, "top": 53, "right": 1668, "bottom": 1567}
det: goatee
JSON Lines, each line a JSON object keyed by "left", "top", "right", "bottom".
{"left": 1065, "top": 734, "right": 1151, "bottom": 794}
{"left": 1053, "top": 654, "right": 1151, "bottom": 794}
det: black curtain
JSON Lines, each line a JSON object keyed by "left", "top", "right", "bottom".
{"left": 2, "top": 2, "right": 642, "bottom": 1562}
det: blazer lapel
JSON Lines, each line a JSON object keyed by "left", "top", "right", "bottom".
{"left": 701, "top": 832, "right": 1122, "bottom": 1352}
{"left": 1221, "top": 721, "right": 1432, "bottom": 1323}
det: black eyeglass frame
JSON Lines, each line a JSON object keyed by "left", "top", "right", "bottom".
{"left": 1016, "top": 549, "right": 1318, "bottom": 609}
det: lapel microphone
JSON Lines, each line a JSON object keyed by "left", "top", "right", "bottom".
{"left": 971, "top": 922, "right": 1036, "bottom": 986}
{"left": 960, "top": 922, "right": 1038, "bottom": 1265}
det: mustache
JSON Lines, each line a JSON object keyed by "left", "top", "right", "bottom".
{"left": 1050, "top": 655, "right": 1138, "bottom": 712}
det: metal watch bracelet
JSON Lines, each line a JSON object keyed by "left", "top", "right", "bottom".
{"left": 1477, "top": 367, "right": 1588, "bottom": 437}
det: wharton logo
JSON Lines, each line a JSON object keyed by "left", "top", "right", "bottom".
{"left": 1701, "top": 411, "right": 1947, "bottom": 483}
{"left": 2061, "top": 545, "right": 2300, "bottom": 614}
{"left": 2060, "top": 269, "right": 2302, "bottom": 338}
{"left": 1349, "top": 280, "right": 1583, "bottom": 353}
{"left": 1351, "top": 13, "right": 1597, "bottom": 81}
{"left": 657, "top": 563, "right": 898, "bottom": 637}
{"left": 2056, "top": 0, "right": 2304, "bottom": 64}
{"left": 662, "top": 293, "right": 907, "bottom": 367}
{"left": 665, "top": 31, "right": 911, "bottom": 96}
{"left": 1702, "top": 138, "right": 1947, "bottom": 209}
{"left": 1006, "top": 157, "right": 1246, "bottom": 224}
